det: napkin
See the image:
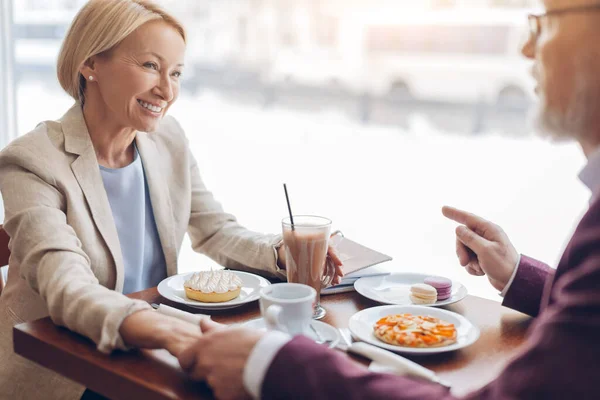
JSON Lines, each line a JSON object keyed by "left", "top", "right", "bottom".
{"left": 369, "top": 361, "right": 402, "bottom": 373}
{"left": 344, "top": 341, "right": 451, "bottom": 388}
{"left": 368, "top": 361, "right": 450, "bottom": 387}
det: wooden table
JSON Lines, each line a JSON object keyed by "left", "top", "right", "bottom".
{"left": 13, "top": 289, "right": 531, "bottom": 400}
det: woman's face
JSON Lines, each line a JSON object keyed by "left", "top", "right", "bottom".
{"left": 84, "top": 20, "right": 185, "bottom": 133}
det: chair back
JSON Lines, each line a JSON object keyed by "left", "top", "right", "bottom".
{"left": 0, "top": 225, "right": 10, "bottom": 295}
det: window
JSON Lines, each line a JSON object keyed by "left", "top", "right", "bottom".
{"left": 0, "top": 0, "right": 16, "bottom": 153}
{"left": 2, "top": 0, "right": 587, "bottom": 301}
{"left": 279, "top": 11, "right": 298, "bottom": 48}
{"left": 238, "top": 16, "right": 248, "bottom": 49}
{"left": 314, "top": 14, "right": 338, "bottom": 48}
{"left": 13, "top": 22, "right": 68, "bottom": 39}
{"left": 366, "top": 25, "right": 510, "bottom": 55}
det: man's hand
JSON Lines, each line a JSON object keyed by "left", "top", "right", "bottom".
{"left": 442, "top": 206, "right": 519, "bottom": 292}
{"left": 178, "top": 319, "right": 265, "bottom": 400}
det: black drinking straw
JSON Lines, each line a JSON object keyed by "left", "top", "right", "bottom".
{"left": 283, "top": 183, "right": 295, "bottom": 231}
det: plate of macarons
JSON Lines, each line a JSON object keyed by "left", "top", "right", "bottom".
{"left": 354, "top": 273, "right": 467, "bottom": 307}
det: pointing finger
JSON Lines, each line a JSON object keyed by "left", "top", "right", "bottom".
{"left": 442, "top": 206, "right": 495, "bottom": 238}
{"left": 455, "top": 225, "right": 489, "bottom": 255}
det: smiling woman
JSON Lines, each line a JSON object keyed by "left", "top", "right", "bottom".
{"left": 79, "top": 19, "right": 186, "bottom": 167}
{"left": 0, "top": 1, "right": 345, "bottom": 399}
{"left": 56, "top": 0, "right": 186, "bottom": 168}
{"left": 80, "top": 20, "right": 185, "bottom": 128}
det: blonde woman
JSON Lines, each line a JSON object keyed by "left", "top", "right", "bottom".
{"left": 0, "top": 1, "right": 342, "bottom": 399}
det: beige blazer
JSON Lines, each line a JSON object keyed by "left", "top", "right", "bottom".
{"left": 0, "top": 104, "right": 284, "bottom": 400}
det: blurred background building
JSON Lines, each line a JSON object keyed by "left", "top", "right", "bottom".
{"left": 13, "top": 0, "right": 538, "bottom": 109}
{"left": 4, "top": 0, "right": 589, "bottom": 302}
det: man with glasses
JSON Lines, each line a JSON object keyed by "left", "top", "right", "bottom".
{"left": 177, "top": 2, "right": 600, "bottom": 398}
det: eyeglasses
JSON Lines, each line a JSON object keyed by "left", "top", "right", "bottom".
{"left": 528, "top": 4, "right": 600, "bottom": 40}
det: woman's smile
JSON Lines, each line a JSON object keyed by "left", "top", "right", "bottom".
{"left": 137, "top": 98, "right": 164, "bottom": 117}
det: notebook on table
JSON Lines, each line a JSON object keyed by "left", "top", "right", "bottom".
{"left": 321, "top": 235, "right": 392, "bottom": 295}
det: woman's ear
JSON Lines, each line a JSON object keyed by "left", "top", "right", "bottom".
{"left": 80, "top": 56, "right": 98, "bottom": 83}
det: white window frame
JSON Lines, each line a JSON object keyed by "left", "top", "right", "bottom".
{"left": 0, "top": 0, "right": 17, "bottom": 148}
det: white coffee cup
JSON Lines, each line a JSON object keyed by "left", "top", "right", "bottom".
{"left": 259, "top": 283, "right": 316, "bottom": 336}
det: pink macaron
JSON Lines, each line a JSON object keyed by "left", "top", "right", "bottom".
{"left": 424, "top": 276, "right": 453, "bottom": 300}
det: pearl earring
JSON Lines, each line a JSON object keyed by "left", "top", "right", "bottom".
{"left": 88, "top": 76, "right": 94, "bottom": 81}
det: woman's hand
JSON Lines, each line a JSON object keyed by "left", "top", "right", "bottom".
{"left": 326, "top": 245, "right": 344, "bottom": 285}
{"left": 277, "top": 241, "right": 344, "bottom": 285}
{"left": 119, "top": 309, "right": 203, "bottom": 358}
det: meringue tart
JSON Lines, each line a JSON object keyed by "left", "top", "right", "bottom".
{"left": 183, "top": 270, "right": 243, "bottom": 303}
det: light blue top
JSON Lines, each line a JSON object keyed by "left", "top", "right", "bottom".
{"left": 99, "top": 145, "right": 166, "bottom": 294}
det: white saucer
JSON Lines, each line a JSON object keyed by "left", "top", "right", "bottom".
{"left": 354, "top": 273, "right": 467, "bottom": 307}
{"left": 348, "top": 305, "right": 480, "bottom": 354}
{"left": 243, "top": 318, "right": 340, "bottom": 349}
{"left": 157, "top": 271, "right": 270, "bottom": 310}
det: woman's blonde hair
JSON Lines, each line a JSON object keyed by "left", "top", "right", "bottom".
{"left": 57, "top": 0, "right": 186, "bottom": 104}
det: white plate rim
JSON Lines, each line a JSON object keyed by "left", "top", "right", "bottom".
{"left": 354, "top": 272, "right": 468, "bottom": 307}
{"left": 242, "top": 318, "right": 340, "bottom": 349}
{"left": 348, "top": 304, "right": 480, "bottom": 354}
{"left": 157, "top": 270, "right": 271, "bottom": 309}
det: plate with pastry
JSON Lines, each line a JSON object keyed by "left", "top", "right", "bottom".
{"left": 157, "top": 270, "right": 271, "bottom": 310}
{"left": 354, "top": 273, "right": 467, "bottom": 307}
{"left": 348, "top": 305, "right": 479, "bottom": 354}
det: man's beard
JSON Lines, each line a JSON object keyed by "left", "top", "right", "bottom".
{"left": 531, "top": 99, "right": 575, "bottom": 142}
{"left": 531, "top": 61, "right": 599, "bottom": 143}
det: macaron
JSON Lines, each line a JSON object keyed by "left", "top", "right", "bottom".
{"left": 424, "top": 276, "right": 453, "bottom": 301}
{"left": 409, "top": 283, "right": 438, "bottom": 305}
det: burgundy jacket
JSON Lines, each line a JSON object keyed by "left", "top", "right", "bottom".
{"left": 262, "top": 198, "right": 600, "bottom": 399}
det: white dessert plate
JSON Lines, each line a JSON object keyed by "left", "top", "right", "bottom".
{"left": 242, "top": 318, "right": 340, "bottom": 349}
{"left": 348, "top": 305, "right": 480, "bottom": 355}
{"left": 157, "top": 271, "right": 270, "bottom": 310}
{"left": 354, "top": 273, "right": 467, "bottom": 307}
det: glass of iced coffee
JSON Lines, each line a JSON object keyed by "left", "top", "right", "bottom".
{"left": 282, "top": 215, "right": 335, "bottom": 319}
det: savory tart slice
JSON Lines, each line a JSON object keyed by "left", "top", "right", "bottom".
{"left": 373, "top": 313, "right": 457, "bottom": 348}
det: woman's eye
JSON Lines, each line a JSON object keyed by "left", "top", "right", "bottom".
{"left": 144, "top": 62, "right": 159, "bottom": 70}
{"left": 172, "top": 71, "right": 182, "bottom": 78}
